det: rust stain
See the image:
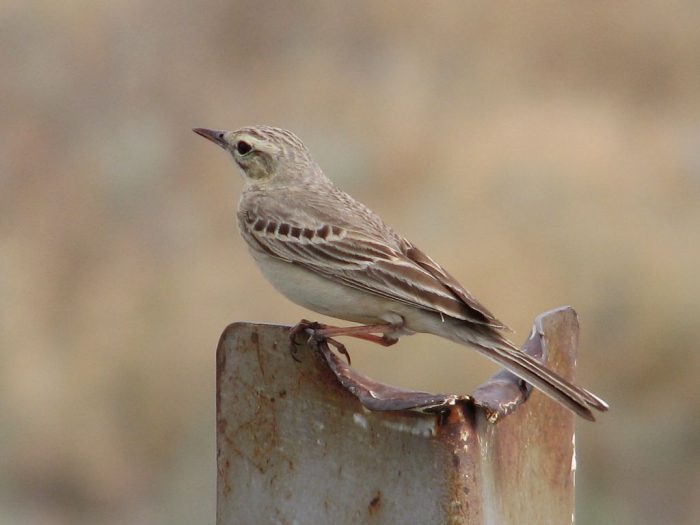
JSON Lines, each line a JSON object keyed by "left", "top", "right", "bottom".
{"left": 217, "top": 318, "right": 576, "bottom": 524}
{"left": 220, "top": 361, "right": 284, "bottom": 475}
{"left": 251, "top": 329, "right": 266, "bottom": 378}
{"left": 215, "top": 326, "right": 229, "bottom": 424}
{"left": 216, "top": 419, "right": 229, "bottom": 441}
{"left": 219, "top": 459, "right": 233, "bottom": 495}
{"left": 436, "top": 405, "right": 480, "bottom": 524}
{"left": 368, "top": 490, "right": 382, "bottom": 515}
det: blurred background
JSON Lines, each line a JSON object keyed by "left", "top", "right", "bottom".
{"left": 2, "top": 1, "right": 700, "bottom": 523}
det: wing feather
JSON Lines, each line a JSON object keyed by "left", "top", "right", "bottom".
{"left": 240, "top": 206, "right": 507, "bottom": 328}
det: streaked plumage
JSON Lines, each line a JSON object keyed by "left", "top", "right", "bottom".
{"left": 194, "top": 125, "right": 609, "bottom": 420}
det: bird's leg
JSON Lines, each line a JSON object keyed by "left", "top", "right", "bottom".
{"left": 289, "top": 321, "right": 399, "bottom": 366}
{"left": 312, "top": 323, "right": 399, "bottom": 347}
{"left": 289, "top": 321, "right": 352, "bottom": 365}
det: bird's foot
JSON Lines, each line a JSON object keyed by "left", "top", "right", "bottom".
{"left": 289, "top": 319, "right": 403, "bottom": 364}
{"left": 289, "top": 319, "right": 322, "bottom": 362}
{"left": 289, "top": 319, "right": 352, "bottom": 365}
{"left": 309, "top": 332, "right": 352, "bottom": 365}
{"left": 313, "top": 323, "right": 399, "bottom": 348}
{"left": 289, "top": 319, "right": 325, "bottom": 345}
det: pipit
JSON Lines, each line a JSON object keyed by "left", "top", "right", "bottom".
{"left": 194, "top": 125, "right": 608, "bottom": 420}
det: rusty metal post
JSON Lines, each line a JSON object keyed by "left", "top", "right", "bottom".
{"left": 216, "top": 307, "right": 579, "bottom": 525}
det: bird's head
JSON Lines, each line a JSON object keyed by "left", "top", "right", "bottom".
{"left": 193, "top": 125, "right": 318, "bottom": 185}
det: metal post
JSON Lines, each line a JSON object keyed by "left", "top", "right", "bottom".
{"left": 216, "top": 307, "right": 578, "bottom": 525}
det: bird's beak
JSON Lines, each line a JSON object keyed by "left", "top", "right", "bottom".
{"left": 193, "top": 128, "right": 228, "bottom": 149}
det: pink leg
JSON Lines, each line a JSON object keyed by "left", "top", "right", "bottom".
{"left": 289, "top": 320, "right": 401, "bottom": 365}
{"left": 338, "top": 332, "right": 398, "bottom": 347}
{"left": 314, "top": 323, "right": 399, "bottom": 346}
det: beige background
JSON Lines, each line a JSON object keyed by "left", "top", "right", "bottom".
{"left": 2, "top": 2, "right": 700, "bottom": 524}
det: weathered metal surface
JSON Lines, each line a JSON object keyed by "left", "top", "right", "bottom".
{"left": 216, "top": 307, "right": 578, "bottom": 525}
{"left": 319, "top": 343, "right": 466, "bottom": 413}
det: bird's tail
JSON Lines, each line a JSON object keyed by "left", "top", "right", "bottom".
{"left": 446, "top": 322, "right": 609, "bottom": 420}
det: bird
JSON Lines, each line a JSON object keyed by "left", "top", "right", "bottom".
{"left": 193, "top": 125, "right": 609, "bottom": 420}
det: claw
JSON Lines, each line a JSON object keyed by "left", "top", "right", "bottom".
{"left": 326, "top": 338, "right": 352, "bottom": 365}
{"left": 288, "top": 319, "right": 315, "bottom": 362}
{"left": 310, "top": 334, "right": 352, "bottom": 366}
{"left": 289, "top": 343, "right": 303, "bottom": 363}
{"left": 289, "top": 319, "right": 352, "bottom": 365}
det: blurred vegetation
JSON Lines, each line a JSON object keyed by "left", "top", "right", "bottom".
{"left": 1, "top": 1, "right": 700, "bottom": 524}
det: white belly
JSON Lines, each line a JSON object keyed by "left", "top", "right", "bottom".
{"left": 250, "top": 251, "right": 407, "bottom": 327}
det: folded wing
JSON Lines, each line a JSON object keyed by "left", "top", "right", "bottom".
{"left": 240, "top": 208, "right": 508, "bottom": 329}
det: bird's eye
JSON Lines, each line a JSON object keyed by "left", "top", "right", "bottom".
{"left": 236, "top": 141, "right": 252, "bottom": 155}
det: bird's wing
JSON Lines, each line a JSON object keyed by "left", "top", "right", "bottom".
{"left": 240, "top": 205, "right": 506, "bottom": 328}
{"left": 400, "top": 241, "right": 510, "bottom": 330}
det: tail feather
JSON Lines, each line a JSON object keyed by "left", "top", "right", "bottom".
{"left": 448, "top": 324, "right": 609, "bottom": 420}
